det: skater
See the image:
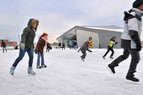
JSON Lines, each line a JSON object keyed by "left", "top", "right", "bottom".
{"left": 46, "top": 42, "right": 52, "bottom": 52}
{"left": 1, "top": 40, "right": 7, "bottom": 53}
{"left": 108, "top": 0, "right": 143, "bottom": 82}
{"left": 103, "top": 36, "right": 119, "bottom": 59}
{"left": 62, "top": 43, "right": 65, "bottom": 50}
{"left": 10, "top": 18, "right": 39, "bottom": 75}
{"left": 78, "top": 40, "right": 92, "bottom": 61}
{"left": 35, "top": 33, "right": 48, "bottom": 69}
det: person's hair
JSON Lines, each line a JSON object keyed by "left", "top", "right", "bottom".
{"left": 32, "top": 19, "right": 39, "bottom": 30}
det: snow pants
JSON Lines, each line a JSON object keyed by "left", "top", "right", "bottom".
{"left": 103, "top": 46, "right": 114, "bottom": 58}
{"left": 110, "top": 48, "right": 140, "bottom": 73}
{"left": 81, "top": 50, "right": 87, "bottom": 59}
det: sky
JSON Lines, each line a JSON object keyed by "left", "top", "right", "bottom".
{"left": 0, "top": 0, "right": 134, "bottom": 43}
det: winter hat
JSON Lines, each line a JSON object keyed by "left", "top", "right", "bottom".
{"left": 133, "top": 0, "right": 143, "bottom": 8}
{"left": 42, "top": 33, "right": 48, "bottom": 37}
{"left": 84, "top": 40, "right": 89, "bottom": 45}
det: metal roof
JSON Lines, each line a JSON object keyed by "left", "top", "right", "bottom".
{"left": 57, "top": 25, "right": 123, "bottom": 41}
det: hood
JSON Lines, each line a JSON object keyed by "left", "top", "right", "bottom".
{"left": 27, "top": 18, "right": 34, "bottom": 28}
{"left": 132, "top": 8, "right": 143, "bottom": 16}
{"left": 27, "top": 18, "right": 39, "bottom": 30}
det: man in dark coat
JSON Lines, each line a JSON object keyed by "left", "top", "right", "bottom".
{"left": 108, "top": 0, "right": 143, "bottom": 82}
{"left": 78, "top": 40, "right": 92, "bottom": 61}
{"left": 1, "top": 40, "right": 7, "bottom": 53}
{"left": 10, "top": 18, "right": 39, "bottom": 75}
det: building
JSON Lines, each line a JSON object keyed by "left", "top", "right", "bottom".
{"left": 0, "top": 39, "right": 17, "bottom": 47}
{"left": 57, "top": 25, "right": 123, "bottom": 48}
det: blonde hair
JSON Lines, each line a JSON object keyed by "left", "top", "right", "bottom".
{"left": 32, "top": 19, "right": 39, "bottom": 30}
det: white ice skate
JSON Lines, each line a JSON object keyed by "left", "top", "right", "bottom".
{"left": 10, "top": 66, "right": 16, "bottom": 75}
{"left": 28, "top": 67, "right": 36, "bottom": 75}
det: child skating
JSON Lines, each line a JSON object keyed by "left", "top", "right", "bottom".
{"left": 103, "top": 36, "right": 119, "bottom": 59}
{"left": 78, "top": 40, "right": 92, "bottom": 61}
{"left": 35, "top": 33, "right": 48, "bottom": 69}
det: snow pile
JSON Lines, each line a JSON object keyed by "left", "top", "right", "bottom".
{"left": 0, "top": 49, "right": 143, "bottom": 95}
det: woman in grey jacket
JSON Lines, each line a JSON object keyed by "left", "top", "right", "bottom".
{"left": 108, "top": 0, "right": 143, "bottom": 82}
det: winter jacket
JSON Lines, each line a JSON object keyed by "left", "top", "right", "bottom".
{"left": 78, "top": 41, "right": 92, "bottom": 52}
{"left": 108, "top": 38, "right": 118, "bottom": 48}
{"left": 21, "top": 19, "right": 39, "bottom": 49}
{"left": 35, "top": 37, "right": 46, "bottom": 53}
{"left": 1, "top": 41, "right": 6, "bottom": 47}
{"left": 121, "top": 8, "right": 142, "bottom": 49}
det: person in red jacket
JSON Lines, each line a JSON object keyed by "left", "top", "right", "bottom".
{"left": 35, "top": 33, "right": 48, "bottom": 69}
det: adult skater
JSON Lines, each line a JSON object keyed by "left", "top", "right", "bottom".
{"left": 108, "top": 0, "right": 143, "bottom": 82}
{"left": 10, "top": 18, "right": 39, "bottom": 75}
{"left": 103, "top": 36, "right": 118, "bottom": 59}
{"left": 35, "top": 33, "right": 48, "bottom": 69}
{"left": 1, "top": 40, "right": 7, "bottom": 53}
{"left": 78, "top": 40, "right": 92, "bottom": 61}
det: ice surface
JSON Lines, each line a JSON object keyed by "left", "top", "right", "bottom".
{"left": 0, "top": 48, "right": 143, "bottom": 95}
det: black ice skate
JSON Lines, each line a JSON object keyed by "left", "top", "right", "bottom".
{"left": 126, "top": 73, "right": 139, "bottom": 82}
{"left": 41, "top": 65, "right": 47, "bottom": 68}
{"left": 107, "top": 64, "right": 115, "bottom": 74}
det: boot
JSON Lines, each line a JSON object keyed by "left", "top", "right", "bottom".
{"left": 10, "top": 66, "right": 16, "bottom": 75}
{"left": 108, "top": 64, "right": 115, "bottom": 73}
{"left": 37, "top": 65, "right": 41, "bottom": 69}
{"left": 28, "top": 67, "right": 36, "bottom": 75}
{"left": 126, "top": 73, "right": 139, "bottom": 82}
{"left": 41, "top": 64, "right": 47, "bottom": 68}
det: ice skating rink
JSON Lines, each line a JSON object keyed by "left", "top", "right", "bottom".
{"left": 0, "top": 48, "right": 143, "bottom": 95}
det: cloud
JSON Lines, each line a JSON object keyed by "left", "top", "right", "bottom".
{"left": 74, "top": 0, "right": 133, "bottom": 25}
{"left": 34, "top": 12, "right": 87, "bottom": 42}
{"left": 1, "top": 0, "right": 141, "bottom": 42}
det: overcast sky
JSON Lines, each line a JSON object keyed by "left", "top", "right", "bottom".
{"left": 0, "top": 0, "right": 134, "bottom": 43}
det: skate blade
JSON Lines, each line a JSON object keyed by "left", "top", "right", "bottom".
{"left": 106, "top": 66, "right": 114, "bottom": 74}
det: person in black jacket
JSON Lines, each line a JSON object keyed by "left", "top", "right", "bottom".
{"left": 103, "top": 36, "right": 118, "bottom": 59}
{"left": 1, "top": 40, "right": 7, "bottom": 53}
{"left": 108, "top": 0, "right": 143, "bottom": 82}
{"left": 78, "top": 40, "right": 92, "bottom": 61}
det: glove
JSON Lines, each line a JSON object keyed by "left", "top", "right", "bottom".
{"left": 20, "top": 43, "right": 25, "bottom": 50}
{"left": 115, "top": 42, "right": 118, "bottom": 44}
{"left": 136, "top": 44, "right": 142, "bottom": 51}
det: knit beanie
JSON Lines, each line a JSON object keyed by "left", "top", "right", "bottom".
{"left": 133, "top": 0, "right": 143, "bottom": 8}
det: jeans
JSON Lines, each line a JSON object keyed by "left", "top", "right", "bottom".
{"left": 12, "top": 48, "right": 34, "bottom": 67}
{"left": 110, "top": 48, "right": 140, "bottom": 73}
{"left": 2, "top": 47, "right": 7, "bottom": 53}
{"left": 37, "top": 52, "right": 44, "bottom": 66}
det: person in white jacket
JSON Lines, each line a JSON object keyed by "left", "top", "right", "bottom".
{"left": 108, "top": 0, "right": 143, "bottom": 82}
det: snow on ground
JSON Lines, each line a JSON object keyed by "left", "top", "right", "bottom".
{"left": 0, "top": 48, "right": 143, "bottom": 95}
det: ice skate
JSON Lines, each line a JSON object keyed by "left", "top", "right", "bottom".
{"left": 37, "top": 65, "right": 41, "bottom": 69}
{"left": 107, "top": 64, "right": 115, "bottom": 74}
{"left": 41, "top": 64, "right": 47, "bottom": 68}
{"left": 10, "top": 66, "right": 16, "bottom": 75}
{"left": 126, "top": 73, "right": 139, "bottom": 82}
{"left": 28, "top": 67, "right": 36, "bottom": 75}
